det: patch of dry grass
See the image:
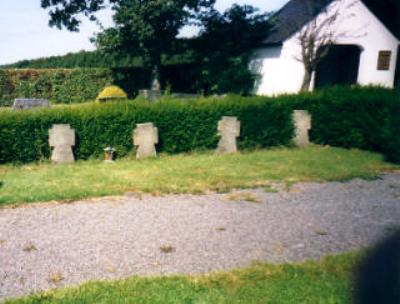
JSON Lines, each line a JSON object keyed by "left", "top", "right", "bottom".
{"left": 47, "top": 272, "right": 64, "bottom": 284}
{"left": 160, "top": 245, "right": 176, "bottom": 254}
{"left": 22, "top": 242, "right": 37, "bottom": 253}
{"left": 225, "top": 192, "right": 263, "bottom": 203}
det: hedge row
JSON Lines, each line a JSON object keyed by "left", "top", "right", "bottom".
{"left": 301, "top": 87, "right": 400, "bottom": 163}
{"left": 0, "top": 86, "right": 398, "bottom": 164}
{"left": 0, "top": 65, "right": 200, "bottom": 106}
{"left": 0, "top": 69, "right": 113, "bottom": 106}
{"left": 0, "top": 96, "right": 294, "bottom": 164}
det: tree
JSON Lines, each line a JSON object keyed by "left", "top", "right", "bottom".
{"left": 41, "top": 0, "right": 215, "bottom": 90}
{"left": 294, "top": 0, "right": 356, "bottom": 92}
{"left": 193, "top": 5, "right": 272, "bottom": 94}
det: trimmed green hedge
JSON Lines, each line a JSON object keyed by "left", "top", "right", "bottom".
{"left": 0, "top": 96, "right": 293, "bottom": 164}
{"left": 0, "top": 87, "right": 398, "bottom": 164}
{"left": 301, "top": 87, "right": 400, "bottom": 161}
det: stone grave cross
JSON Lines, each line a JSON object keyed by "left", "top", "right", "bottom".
{"left": 49, "top": 124, "right": 76, "bottom": 164}
{"left": 133, "top": 123, "right": 158, "bottom": 159}
{"left": 217, "top": 116, "right": 240, "bottom": 153}
{"left": 293, "top": 110, "right": 312, "bottom": 148}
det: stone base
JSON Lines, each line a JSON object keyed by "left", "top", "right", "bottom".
{"left": 51, "top": 147, "right": 75, "bottom": 164}
{"left": 171, "top": 93, "right": 199, "bottom": 99}
{"left": 13, "top": 99, "right": 50, "bottom": 111}
{"left": 138, "top": 90, "right": 163, "bottom": 101}
{"left": 217, "top": 142, "right": 238, "bottom": 154}
{"left": 136, "top": 147, "right": 157, "bottom": 159}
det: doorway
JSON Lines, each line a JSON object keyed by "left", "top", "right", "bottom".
{"left": 315, "top": 45, "right": 362, "bottom": 89}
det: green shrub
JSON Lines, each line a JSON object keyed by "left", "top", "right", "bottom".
{"left": 0, "top": 96, "right": 294, "bottom": 164}
{"left": 299, "top": 86, "right": 399, "bottom": 155}
{"left": 97, "top": 85, "right": 128, "bottom": 101}
{"left": 0, "top": 66, "right": 201, "bottom": 105}
{"left": 52, "top": 69, "right": 113, "bottom": 104}
{"left": 381, "top": 101, "right": 400, "bottom": 163}
{"left": 282, "top": 86, "right": 399, "bottom": 164}
{"left": 0, "top": 87, "right": 398, "bottom": 165}
{"left": 0, "top": 69, "right": 113, "bottom": 105}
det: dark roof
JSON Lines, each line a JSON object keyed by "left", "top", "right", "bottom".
{"left": 261, "top": 0, "right": 400, "bottom": 45}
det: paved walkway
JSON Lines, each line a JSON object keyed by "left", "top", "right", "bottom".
{"left": 1, "top": 174, "right": 399, "bottom": 300}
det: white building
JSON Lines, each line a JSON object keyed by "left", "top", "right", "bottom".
{"left": 251, "top": 0, "right": 400, "bottom": 96}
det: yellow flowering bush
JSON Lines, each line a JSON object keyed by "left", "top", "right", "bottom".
{"left": 97, "top": 85, "right": 128, "bottom": 101}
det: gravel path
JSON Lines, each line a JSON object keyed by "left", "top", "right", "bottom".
{"left": 1, "top": 173, "right": 400, "bottom": 300}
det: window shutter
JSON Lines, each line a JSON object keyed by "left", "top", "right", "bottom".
{"left": 377, "top": 51, "right": 391, "bottom": 71}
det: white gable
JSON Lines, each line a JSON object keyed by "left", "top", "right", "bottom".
{"left": 252, "top": 0, "right": 400, "bottom": 96}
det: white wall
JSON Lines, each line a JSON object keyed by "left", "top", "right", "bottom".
{"left": 250, "top": 46, "right": 305, "bottom": 96}
{"left": 251, "top": 44, "right": 305, "bottom": 96}
{"left": 251, "top": 0, "right": 399, "bottom": 96}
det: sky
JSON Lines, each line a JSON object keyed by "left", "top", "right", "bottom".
{"left": 0, "top": 0, "right": 288, "bottom": 65}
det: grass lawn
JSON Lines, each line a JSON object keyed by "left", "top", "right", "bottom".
{"left": 5, "top": 252, "right": 360, "bottom": 304}
{"left": 0, "top": 146, "right": 397, "bottom": 206}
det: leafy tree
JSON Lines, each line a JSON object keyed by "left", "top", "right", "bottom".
{"left": 192, "top": 5, "right": 272, "bottom": 94}
{"left": 41, "top": 0, "right": 215, "bottom": 89}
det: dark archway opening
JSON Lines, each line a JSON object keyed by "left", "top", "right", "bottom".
{"left": 315, "top": 45, "right": 362, "bottom": 89}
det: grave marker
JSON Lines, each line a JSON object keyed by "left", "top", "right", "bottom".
{"left": 49, "top": 124, "right": 75, "bottom": 164}
{"left": 13, "top": 99, "right": 50, "bottom": 111}
{"left": 293, "top": 110, "right": 312, "bottom": 148}
{"left": 133, "top": 123, "right": 158, "bottom": 159}
{"left": 217, "top": 116, "right": 240, "bottom": 153}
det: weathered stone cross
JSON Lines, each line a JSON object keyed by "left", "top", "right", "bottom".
{"left": 217, "top": 116, "right": 240, "bottom": 153}
{"left": 133, "top": 123, "right": 159, "bottom": 159}
{"left": 293, "top": 110, "right": 312, "bottom": 148}
{"left": 49, "top": 124, "right": 75, "bottom": 164}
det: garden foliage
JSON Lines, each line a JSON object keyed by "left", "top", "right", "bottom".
{"left": 0, "top": 69, "right": 113, "bottom": 106}
{"left": 0, "top": 65, "right": 200, "bottom": 105}
{"left": 0, "top": 96, "right": 293, "bottom": 164}
{"left": 97, "top": 85, "right": 128, "bottom": 101}
{"left": 299, "top": 86, "right": 400, "bottom": 163}
{"left": 0, "top": 86, "right": 398, "bottom": 164}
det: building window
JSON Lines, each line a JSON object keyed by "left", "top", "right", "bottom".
{"left": 377, "top": 51, "right": 391, "bottom": 70}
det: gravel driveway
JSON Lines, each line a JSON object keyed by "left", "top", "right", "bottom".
{"left": 1, "top": 173, "right": 399, "bottom": 300}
